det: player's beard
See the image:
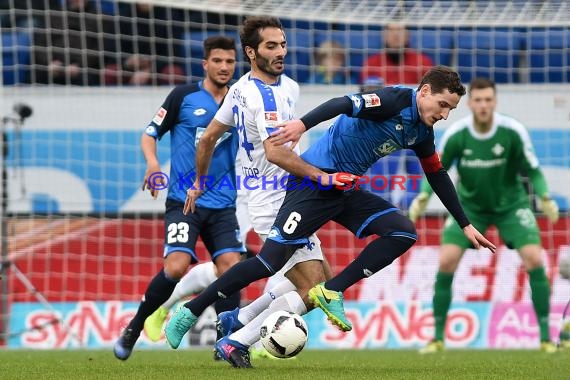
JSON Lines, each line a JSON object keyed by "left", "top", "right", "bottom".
{"left": 211, "top": 76, "right": 231, "bottom": 89}
{"left": 207, "top": 69, "right": 232, "bottom": 88}
{"left": 254, "top": 50, "right": 284, "bottom": 77}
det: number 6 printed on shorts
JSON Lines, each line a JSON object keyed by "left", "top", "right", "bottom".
{"left": 283, "top": 212, "right": 302, "bottom": 234}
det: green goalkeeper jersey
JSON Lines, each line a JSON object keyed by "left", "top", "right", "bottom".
{"left": 421, "top": 112, "right": 548, "bottom": 214}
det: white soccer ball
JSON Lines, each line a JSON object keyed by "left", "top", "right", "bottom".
{"left": 259, "top": 310, "right": 308, "bottom": 358}
{"left": 559, "top": 256, "right": 570, "bottom": 280}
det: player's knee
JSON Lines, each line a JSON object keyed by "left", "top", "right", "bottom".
{"left": 366, "top": 212, "right": 417, "bottom": 242}
{"left": 524, "top": 258, "right": 543, "bottom": 271}
{"left": 519, "top": 245, "right": 544, "bottom": 270}
{"left": 164, "top": 251, "right": 192, "bottom": 280}
{"left": 439, "top": 258, "right": 459, "bottom": 273}
{"left": 163, "top": 265, "right": 187, "bottom": 280}
{"left": 397, "top": 216, "right": 417, "bottom": 238}
{"left": 439, "top": 245, "right": 463, "bottom": 272}
{"left": 285, "top": 260, "right": 326, "bottom": 294}
{"left": 214, "top": 252, "right": 242, "bottom": 274}
{"left": 258, "top": 239, "right": 299, "bottom": 274}
{"left": 386, "top": 216, "right": 417, "bottom": 251}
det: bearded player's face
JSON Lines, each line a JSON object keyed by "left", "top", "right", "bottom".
{"left": 253, "top": 27, "right": 287, "bottom": 77}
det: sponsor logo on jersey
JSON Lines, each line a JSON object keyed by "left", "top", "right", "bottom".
{"left": 193, "top": 108, "right": 207, "bottom": 116}
{"left": 492, "top": 143, "right": 505, "bottom": 156}
{"left": 265, "top": 112, "right": 278, "bottom": 122}
{"left": 460, "top": 157, "right": 506, "bottom": 168}
{"left": 374, "top": 139, "right": 400, "bottom": 157}
{"left": 152, "top": 107, "right": 167, "bottom": 126}
{"left": 463, "top": 149, "right": 473, "bottom": 155}
{"left": 362, "top": 93, "right": 381, "bottom": 108}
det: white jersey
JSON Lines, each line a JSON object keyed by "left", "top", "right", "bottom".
{"left": 216, "top": 72, "right": 300, "bottom": 233}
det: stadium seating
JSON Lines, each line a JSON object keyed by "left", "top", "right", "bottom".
{"left": 408, "top": 28, "right": 454, "bottom": 67}
{"left": 285, "top": 29, "right": 314, "bottom": 83}
{"left": 527, "top": 28, "right": 570, "bottom": 83}
{"left": 456, "top": 28, "right": 525, "bottom": 83}
{"left": 1, "top": 31, "right": 30, "bottom": 85}
{"left": 1, "top": 10, "right": 569, "bottom": 85}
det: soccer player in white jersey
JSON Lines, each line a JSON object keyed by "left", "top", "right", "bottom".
{"left": 409, "top": 78, "right": 560, "bottom": 353}
{"left": 164, "top": 16, "right": 340, "bottom": 368}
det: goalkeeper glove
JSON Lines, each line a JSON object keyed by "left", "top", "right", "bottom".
{"left": 408, "top": 192, "right": 430, "bottom": 223}
{"left": 540, "top": 196, "right": 559, "bottom": 224}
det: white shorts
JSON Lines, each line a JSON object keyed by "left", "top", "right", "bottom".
{"left": 236, "top": 190, "right": 252, "bottom": 244}
{"left": 259, "top": 233, "right": 324, "bottom": 275}
{"left": 249, "top": 198, "right": 284, "bottom": 236}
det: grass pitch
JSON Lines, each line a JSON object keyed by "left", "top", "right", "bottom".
{"left": 1, "top": 349, "right": 568, "bottom": 380}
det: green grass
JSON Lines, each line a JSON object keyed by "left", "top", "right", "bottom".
{"left": 0, "top": 349, "right": 568, "bottom": 380}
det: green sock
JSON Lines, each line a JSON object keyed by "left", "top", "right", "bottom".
{"left": 528, "top": 266, "right": 551, "bottom": 342}
{"left": 432, "top": 271, "right": 454, "bottom": 342}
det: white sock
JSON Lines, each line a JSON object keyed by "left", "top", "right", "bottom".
{"left": 231, "top": 291, "right": 307, "bottom": 347}
{"left": 162, "top": 262, "right": 217, "bottom": 310}
{"left": 237, "top": 275, "right": 296, "bottom": 325}
{"left": 263, "top": 270, "right": 286, "bottom": 292}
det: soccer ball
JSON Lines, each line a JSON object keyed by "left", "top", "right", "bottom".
{"left": 259, "top": 311, "right": 308, "bottom": 358}
{"left": 559, "top": 256, "right": 570, "bottom": 280}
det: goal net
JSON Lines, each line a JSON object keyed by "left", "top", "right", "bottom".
{"left": 0, "top": 0, "right": 569, "bottom": 350}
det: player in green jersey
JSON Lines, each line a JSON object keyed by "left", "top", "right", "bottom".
{"left": 409, "top": 78, "right": 560, "bottom": 353}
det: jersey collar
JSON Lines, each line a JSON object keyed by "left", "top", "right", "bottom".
{"left": 402, "top": 88, "right": 422, "bottom": 129}
{"left": 467, "top": 112, "right": 499, "bottom": 140}
{"left": 248, "top": 72, "right": 282, "bottom": 86}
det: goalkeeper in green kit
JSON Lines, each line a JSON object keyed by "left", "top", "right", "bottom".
{"left": 409, "top": 78, "right": 560, "bottom": 353}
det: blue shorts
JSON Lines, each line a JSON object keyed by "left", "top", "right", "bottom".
{"left": 268, "top": 176, "right": 400, "bottom": 244}
{"left": 163, "top": 199, "right": 245, "bottom": 263}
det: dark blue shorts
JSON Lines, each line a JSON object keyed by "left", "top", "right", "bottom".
{"left": 163, "top": 199, "right": 245, "bottom": 263}
{"left": 268, "top": 176, "right": 400, "bottom": 244}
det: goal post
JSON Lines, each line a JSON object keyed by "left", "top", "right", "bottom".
{"left": 0, "top": 0, "right": 569, "bottom": 349}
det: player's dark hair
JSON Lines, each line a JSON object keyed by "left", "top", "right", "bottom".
{"left": 468, "top": 77, "right": 496, "bottom": 95}
{"left": 240, "top": 16, "right": 284, "bottom": 63}
{"left": 417, "top": 65, "right": 466, "bottom": 96}
{"left": 203, "top": 36, "right": 237, "bottom": 59}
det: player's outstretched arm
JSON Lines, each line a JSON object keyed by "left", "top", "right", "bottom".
{"left": 271, "top": 96, "right": 352, "bottom": 146}
{"left": 184, "top": 119, "right": 232, "bottom": 214}
{"left": 463, "top": 224, "right": 497, "bottom": 253}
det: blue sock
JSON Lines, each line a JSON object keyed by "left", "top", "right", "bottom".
{"left": 186, "top": 256, "right": 272, "bottom": 316}
{"left": 325, "top": 236, "right": 414, "bottom": 292}
{"left": 214, "top": 291, "right": 241, "bottom": 340}
{"left": 127, "top": 268, "right": 177, "bottom": 333}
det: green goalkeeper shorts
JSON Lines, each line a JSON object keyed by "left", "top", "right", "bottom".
{"left": 441, "top": 206, "right": 541, "bottom": 250}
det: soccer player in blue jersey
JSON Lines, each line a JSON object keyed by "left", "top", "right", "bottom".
{"left": 164, "top": 66, "right": 495, "bottom": 344}
{"left": 113, "top": 36, "right": 245, "bottom": 360}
